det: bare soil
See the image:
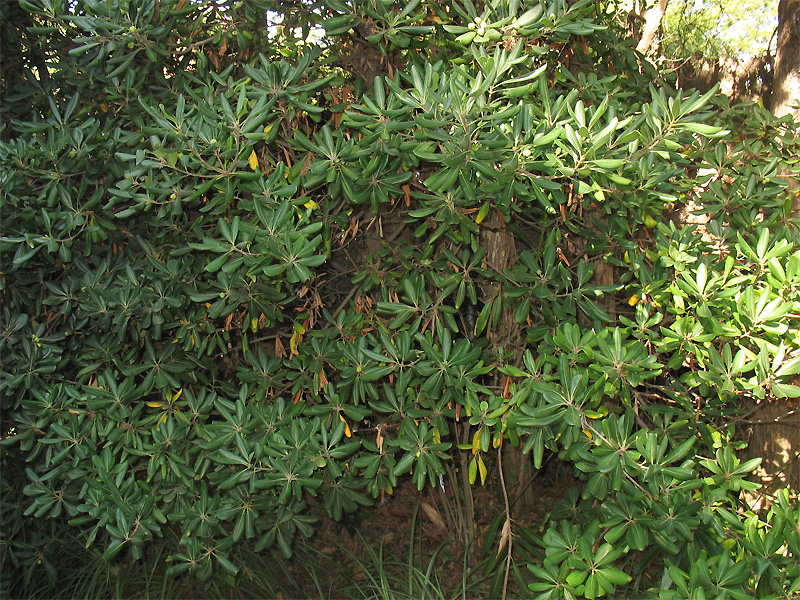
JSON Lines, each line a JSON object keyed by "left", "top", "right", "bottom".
{"left": 286, "top": 454, "right": 582, "bottom": 599}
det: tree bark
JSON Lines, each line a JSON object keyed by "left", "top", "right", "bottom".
{"left": 770, "top": 0, "right": 800, "bottom": 121}
{"left": 636, "top": 0, "right": 670, "bottom": 55}
{"left": 743, "top": 403, "right": 800, "bottom": 510}
{"left": 745, "top": 0, "right": 800, "bottom": 509}
{"left": 773, "top": 0, "right": 800, "bottom": 217}
{"left": 479, "top": 213, "right": 537, "bottom": 512}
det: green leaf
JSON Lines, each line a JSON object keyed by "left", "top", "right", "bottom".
{"left": 679, "top": 122, "right": 729, "bottom": 137}
{"left": 215, "top": 553, "right": 240, "bottom": 575}
{"left": 394, "top": 452, "right": 416, "bottom": 476}
{"left": 773, "top": 382, "right": 800, "bottom": 398}
{"left": 533, "top": 125, "right": 563, "bottom": 147}
{"left": 589, "top": 159, "right": 624, "bottom": 169}
{"left": 205, "top": 253, "right": 231, "bottom": 272}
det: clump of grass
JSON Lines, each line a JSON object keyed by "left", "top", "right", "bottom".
{"left": 3, "top": 507, "right": 542, "bottom": 599}
{"left": 2, "top": 537, "right": 182, "bottom": 600}
{"left": 2, "top": 527, "right": 305, "bottom": 600}
{"left": 327, "top": 507, "right": 497, "bottom": 600}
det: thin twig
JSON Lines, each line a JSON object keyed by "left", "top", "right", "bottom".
{"left": 744, "top": 409, "right": 799, "bottom": 426}
{"left": 497, "top": 446, "right": 513, "bottom": 600}
{"left": 332, "top": 285, "right": 360, "bottom": 318}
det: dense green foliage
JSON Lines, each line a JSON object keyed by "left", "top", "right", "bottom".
{"left": 1, "top": 0, "right": 799, "bottom": 598}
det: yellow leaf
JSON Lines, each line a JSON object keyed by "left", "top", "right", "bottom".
{"left": 289, "top": 329, "right": 301, "bottom": 355}
{"left": 476, "top": 203, "right": 491, "bottom": 224}
{"left": 340, "top": 414, "right": 352, "bottom": 438}
{"left": 304, "top": 199, "right": 318, "bottom": 210}
{"left": 628, "top": 294, "right": 639, "bottom": 306}
{"left": 432, "top": 427, "right": 441, "bottom": 444}
{"left": 493, "top": 431, "right": 502, "bottom": 448}
{"left": 248, "top": 149, "right": 258, "bottom": 171}
{"left": 478, "top": 455, "right": 487, "bottom": 485}
{"left": 172, "top": 388, "right": 183, "bottom": 401}
{"left": 146, "top": 401, "right": 164, "bottom": 408}
{"left": 585, "top": 406, "right": 608, "bottom": 419}
{"left": 583, "top": 429, "right": 593, "bottom": 440}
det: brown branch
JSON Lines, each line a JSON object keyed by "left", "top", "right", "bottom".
{"left": 636, "top": 0, "right": 670, "bottom": 55}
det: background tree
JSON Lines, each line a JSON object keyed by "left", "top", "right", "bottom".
{"left": 632, "top": 0, "right": 800, "bottom": 503}
{"left": 771, "top": 0, "right": 800, "bottom": 120}
{"left": 636, "top": 0, "right": 669, "bottom": 55}
{"left": 661, "top": 0, "right": 778, "bottom": 60}
{"left": 634, "top": 0, "right": 779, "bottom": 102}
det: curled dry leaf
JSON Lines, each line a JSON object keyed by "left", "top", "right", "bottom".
{"left": 497, "top": 517, "right": 511, "bottom": 556}
{"left": 420, "top": 501, "right": 446, "bottom": 530}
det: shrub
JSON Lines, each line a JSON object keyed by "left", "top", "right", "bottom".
{"left": 2, "top": 0, "right": 798, "bottom": 597}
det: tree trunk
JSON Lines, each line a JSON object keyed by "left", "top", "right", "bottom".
{"left": 770, "top": 0, "right": 800, "bottom": 121}
{"left": 743, "top": 403, "right": 800, "bottom": 509}
{"left": 746, "top": 0, "right": 800, "bottom": 508}
{"left": 636, "top": 0, "right": 670, "bottom": 55}
{"left": 479, "top": 212, "right": 537, "bottom": 512}
{"left": 771, "top": 0, "right": 800, "bottom": 217}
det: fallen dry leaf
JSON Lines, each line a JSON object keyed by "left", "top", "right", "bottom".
{"left": 420, "top": 501, "right": 446, "bottom": 530}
